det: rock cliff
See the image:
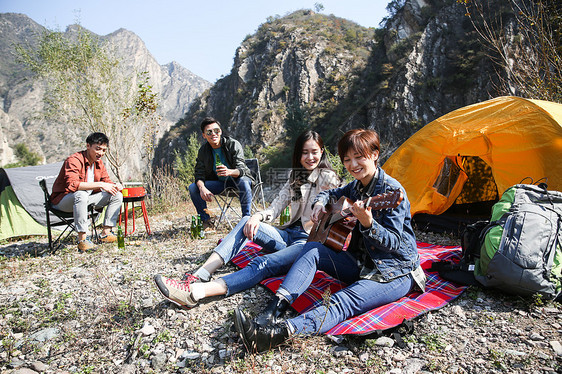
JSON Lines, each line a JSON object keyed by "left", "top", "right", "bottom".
{"left": 155, "top": 0, "right": 504, "bottom": 167}
{"left": 0, "top": 13, "right": 210, "bottom": 178}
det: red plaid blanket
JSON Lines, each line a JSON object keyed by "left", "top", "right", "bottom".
{"left": 231, "top": 241, "right": 466, "bottom": 336}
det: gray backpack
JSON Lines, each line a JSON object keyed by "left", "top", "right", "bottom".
{"left": 474, "top": 184, "right": 562, "bottom": 299}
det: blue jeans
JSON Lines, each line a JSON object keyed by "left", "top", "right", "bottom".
{"left": 213, "top": 216, "right": 308, "bottom": 295}
{"left": 277, "top": 242, "right": 413, "bottom": 335}
{"left": 188, "top": 176, "right": 253, "bottom": 222}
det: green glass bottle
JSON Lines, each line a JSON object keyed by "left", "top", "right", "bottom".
{"left": 199, "top": 220, "right": 205, "bottom": 239}
{"left": 215, "top": 153, "right": 222, "bottom": 167}
{"left": 190, "top": 216, "right": 197, "bottom": 239}
{"left": 197, "top": 215, "right": 204, "bottom": 239}
{"left": 117, "top": 225, "right": 125, "bottom": 249}
{"left": 280, "top": 206, "right": 290, "bottom": 225}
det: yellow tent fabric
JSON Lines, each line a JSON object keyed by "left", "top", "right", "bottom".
{"left": 383, "top": 96, "right": 562, "bottom": 216}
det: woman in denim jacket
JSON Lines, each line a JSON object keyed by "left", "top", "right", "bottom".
{"left": 234, "top": 128, "right": 426, "bottom": 352}
{"left": 154, "top": 131, "right": 339, "bottom": 308}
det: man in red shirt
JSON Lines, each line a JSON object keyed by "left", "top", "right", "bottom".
{"left": 51, "top": 132, "right": 123, "bottom": 251}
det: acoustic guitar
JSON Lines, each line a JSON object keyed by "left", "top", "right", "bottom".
{"left": 307, "top": 189, "right": 403, "bottom": 251}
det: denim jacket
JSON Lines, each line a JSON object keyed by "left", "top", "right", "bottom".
{"left": 313, "top": 167, "right": 425, "bottom": 290}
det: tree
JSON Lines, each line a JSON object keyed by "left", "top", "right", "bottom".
{"left": 15, "top": 26, "right": 161, "bottom": 181}
{"left": 284, "top": 101, "right": 310, "bottom": 144}
{"left": 458, "top": 0, "right": 562, "bottom": 103}
{"left": 173, "top": 132, "right": 201, "bottom": 187}
{"left": 386, "top": 0, "right": 406, "bottom": 14}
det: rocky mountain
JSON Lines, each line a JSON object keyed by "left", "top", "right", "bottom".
{"left": 155, "top": 0, "right": 503, "bottom": 168}
{"left": 0, "top": 13, "right": 211, "bottom": 177}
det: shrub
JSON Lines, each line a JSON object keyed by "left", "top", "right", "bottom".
{"left": 4, "top": 143, "right": 42, "bottom": 168}
{"left": 147, "top": 165, "right": 189, "bottom": 213}
{"left": 325, "top": 148, "right": 352, "bottom": 183}
{"left": 174, "top": 132, "right": 200, "bottom": 187}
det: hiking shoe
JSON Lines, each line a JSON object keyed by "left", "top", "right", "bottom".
{"left": 78, "top": 239, "right": 96, "bottom": 252}
{"left": 99, "top": 233, "right": 118, "bottom": 243}
{"left": 202, "top": 217, "right": 216, "bottom": 230}
{"left": 153, "top": 274, "right": 198, "bottom": 308}
{"left": 181, "top": 272, "right": 203, "bottom": 283}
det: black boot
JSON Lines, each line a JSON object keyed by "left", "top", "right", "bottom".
{"left": 234, "top": 307, "right": 289, "bottom": 352}
{"left": 233, "top": 308, "right": 257, "bottom": 351}
{"left": 255, "top": 296, "right": 290, "bottom": 326}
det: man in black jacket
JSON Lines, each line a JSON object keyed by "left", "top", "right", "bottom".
{"left": 188, "top": 117, "right": 253, "bottom": 228}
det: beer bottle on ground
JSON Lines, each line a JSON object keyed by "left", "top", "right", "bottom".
{"left": 117, "top": 225, "right": 125, "bottom": 249}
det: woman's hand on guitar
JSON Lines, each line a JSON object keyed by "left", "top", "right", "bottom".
{"left": 243, "top": 215, "right": 261, "bottom": 241}
{"left": 311, "top": 204, "right": 326, "bottom": 223}
{"left": 349, "top": 200, "right": 373, "bottom": 228}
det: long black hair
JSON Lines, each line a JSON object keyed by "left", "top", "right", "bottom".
{"left": 289, "top": 130, "right": 333, "bottom": 191}
{"left": 291, "top": 131, "right": 330, "bottom": 169}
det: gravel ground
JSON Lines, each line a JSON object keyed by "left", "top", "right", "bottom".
{"left": 1, "top": 207, "right": 561, "bottom": 374}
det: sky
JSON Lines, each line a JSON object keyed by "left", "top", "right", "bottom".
{"left": 0, "top": 0, "right": 390, "bottom": 83}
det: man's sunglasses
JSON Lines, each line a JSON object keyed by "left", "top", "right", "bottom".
{"left": 205, "top": 128, "right": 221, "bottom": 136}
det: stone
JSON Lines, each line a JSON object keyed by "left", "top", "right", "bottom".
{"left": 219, "top": 349, "right": 228, "bottom": 359}
{"left": 120, "top": 364, "right": 137, "bottom": 374}
{"left": 332, "top": 346, "right": 351, "bottom": 357}
{"left": 30, "top": 361, "right": 48, "bottom": 372}
{"left": 12, "top": 369, "right": 38, "bottom": 374}
{"left": 448, "top": 365, "right": 461, "bottom": 372}
{"left": 151, "top": 352, "right": 168, "bottom": 371}
{"left": 29, "top": 328, "right": 60, "bottom": 342}
{"left": 151, "top": 343, "right": 166, "bottom": 355}
{"left": 504, "top": 349, "right": 526, "bottom": 356}
{"left": 402, "top": 358, "right": 426, "bottom": 374}
{"left": 451, "top": 305, "right": 466, "bottom": 319}
{"left": 536, "top": 351, "right": 551, "bottom": 360}
{"left": 9, "top": 357, "right": 25, "bottom": 368}
{"left": 139, "top": 322, "right": 155, "bottom": 336}
{"left": 549, "top": 341, "right": 562, "bottom": 356}
{"left": 375, "top": 336, "right": 394, "bottom": 347}
{"left": 184, "top": 352, "right": 201, "bottom": 360}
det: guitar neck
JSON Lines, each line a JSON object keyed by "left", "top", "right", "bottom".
{"left": 340, "top": 189, "right": 403, "bottom": 216}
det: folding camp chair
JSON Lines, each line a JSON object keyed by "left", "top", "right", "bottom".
{"left": 39, "top": 179, "right": 100, "bottom": 252}
{"left": 213, "top": 158, "right": 266, "bottom": 229}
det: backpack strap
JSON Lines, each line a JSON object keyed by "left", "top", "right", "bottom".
{"left": 555, "top": 214, "right": 562, "bottom": 302}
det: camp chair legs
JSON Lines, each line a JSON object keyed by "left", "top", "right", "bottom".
{"left": 39, "top": 179, "right": 100, "bottom": 253}
{"left": 213, "top": 158, "right": 266, "bottom": 230}
{"left": 213, "top": 188, "right": 242, "bottom": 230}
{"left": 44, "top": 204, "right": 99, "bottom": 253}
